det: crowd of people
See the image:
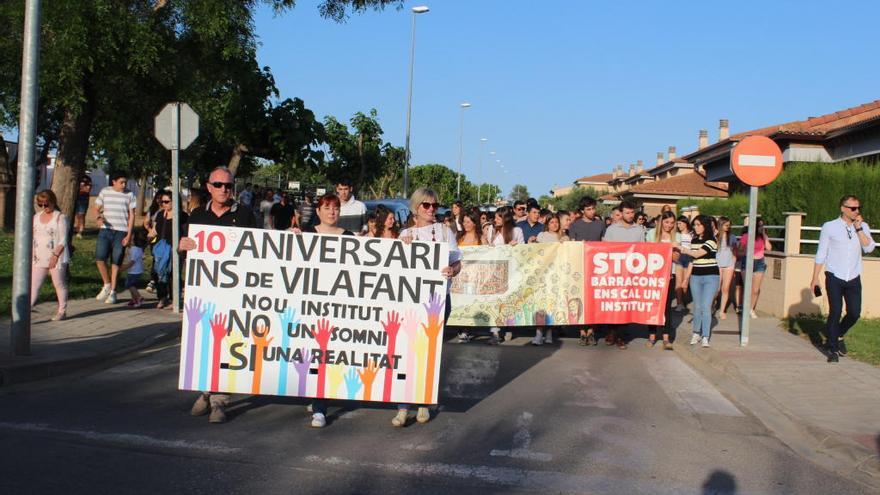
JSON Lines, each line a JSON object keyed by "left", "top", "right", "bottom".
{"left": 28, "top": 163, "right": 873, "bottom": 426}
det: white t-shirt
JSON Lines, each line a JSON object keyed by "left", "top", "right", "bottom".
{"left": 95, "top": 187, "right": 136, "bottom": 232}
{"left": 536, "top": 231, "right": 561, "bottom": 243}
{"left": 127, "top": 246, "right": 145, "bottom": 275}
{"left": 260, "top": 199, "right": 275, "bottom": 229}
{"left": 486, "top": 225, "right": 525, "bottom": 246}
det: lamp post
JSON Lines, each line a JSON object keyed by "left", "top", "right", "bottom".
{"left": 478, "top": 138, "right": 487, "bottom": 204}
{"left": 456, "top": 102, "right": 471, "bottom": 199}
{"left": 402, "top": 5, "right": 429, "bottom": 199}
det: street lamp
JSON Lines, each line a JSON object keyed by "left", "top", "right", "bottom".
{"left": 402, "top": 5, "right": 429, "bottom": 199}
{"left": 456, "top": 102, "right": 471, "bottom": 199}
{"left": 478, "top": 138, "right": 487, "bottom": 204}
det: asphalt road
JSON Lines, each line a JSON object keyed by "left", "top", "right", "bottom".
{"left": 0, "top": 332, "right": 872, "bottom": 495}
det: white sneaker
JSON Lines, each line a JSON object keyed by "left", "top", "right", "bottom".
{"left": 391, "top": 409, "right": 408, "bottom": 427}
{"left": 544, "top": 330, "right": 553, "bottom": 344}
{"left": 690, "top": 333, "right": 700, "bottom": 345}
{"left": 749, "top": 310, "right": 758, "bottom": 319}
{"left": 457, "top": 332, "right": 472, "bottom": 343}
{"left": 531, "top": 330, "right": 544, "bottom": 346}
{"left": 104, "top": 290, "right": 117, "bottom": 304}
{"left": 96, "top": 284, "right": 111, "bottom": 301}
{"left": 306, "top": 403, "right": 313, "bottom": 413}
{"left": 311, "top": 412, "right": 326, "bottom": 428}
{"left": 701, "top": 337, "right": 710, "bottom": 348}
{"left": 488, "top": 333, "right": 501, "bottom": 345}
{"left": 416, "top": 407, "right": 430, "bottom": 424}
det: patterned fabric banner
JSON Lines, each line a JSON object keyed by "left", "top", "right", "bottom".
{"left": 449, "top": 242, "right": 672, "bottom": 326}
{"left": 179, "top": 225, "right": 449, "bottom": 405}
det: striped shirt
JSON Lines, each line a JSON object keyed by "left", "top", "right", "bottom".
{"left": 691, "top": 237, "right": 719, "bottom": 276}
{"left": 95, "top": 187, "right": 136, "bottom": 232}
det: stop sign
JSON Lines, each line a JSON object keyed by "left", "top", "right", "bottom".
{"left": 731, "top": 136, "right": 783, "bottom": 187}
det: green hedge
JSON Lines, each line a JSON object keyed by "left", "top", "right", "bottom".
{"left": 678, "top": 159, "right": 880, "bottom": 227}
{"left": 677, "top": 160, "right": 880, "bottom": 255}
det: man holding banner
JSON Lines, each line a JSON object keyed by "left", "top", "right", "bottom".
{"left": 179, "top": 166, "right": 256, "bottom": 424}
{"left": 568, "top": 196, "right": 605, "bottom": 346}
{"left": 599, "top": 200, "right": 646, "bottom": 349}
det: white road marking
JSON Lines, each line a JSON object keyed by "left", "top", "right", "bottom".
{"left": 642, "top": 355, "right": 744, "bottom": 417}
{"left": 0, "top": 421, "right": 240, "bottom": 453}
{"left": 489, "top": 412, "right": 553, "bottom": 462}
{"left": 304, "top": 455, "right": 688, "bottom": 494}
{"left": 738, "top": 154, "right": 776, "bottom": 167}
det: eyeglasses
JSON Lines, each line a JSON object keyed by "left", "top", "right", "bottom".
{"left": 843, "top": 205, "right": 860, "bottom": 212}
{"left": 159, "top": 200, "right": 171, "bottom": 204}
{"left": 420, "top": 202, "right": 440, "bottom": 210}
{"left": 209, "top": 182, "right": 234, "bottom": 190}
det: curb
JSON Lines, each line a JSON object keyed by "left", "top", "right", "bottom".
{"left": 0, "top": 324, "right": 180, "bottom": 387}
{"left": 673, "top": 342, "right": 880, "bottom": 490}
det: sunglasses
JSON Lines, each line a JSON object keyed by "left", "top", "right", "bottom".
{"left": 515, "top": 207, "right": 526, "bottom": 211}
{"left": 37, "top": 203, "right": 49, "bottom": 208}
{"left": 159, "top": 200, "right": 171, "bottom": 204}
{"left": 843, "top": 205, "right": 860, "bottom": 212}
{"left": 210, "top": 182, "right": 234, "bottom": 190}
{"left": 420, "top": 202, "right": 440, "bottom": 210}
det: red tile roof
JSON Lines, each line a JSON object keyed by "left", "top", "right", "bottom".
{"left": 729, "top": 99, "right": 880, "bottom": 141}
{"left": 620, "top": 171, "right": 728, "bottom": 198}
{"left": 575, "top": 172, "right": 614, "bottom": 184}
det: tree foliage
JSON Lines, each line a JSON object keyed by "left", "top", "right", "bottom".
{"left": 508, "top": 184, "right": 530, "bottom": 202}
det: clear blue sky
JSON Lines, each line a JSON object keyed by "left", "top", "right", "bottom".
{"left": 254, "top": 1, "right": 878, "bottom": 198}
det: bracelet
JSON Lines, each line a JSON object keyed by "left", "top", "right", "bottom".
{"left": 855, "top": 227, "right": 863, "bottom": 232}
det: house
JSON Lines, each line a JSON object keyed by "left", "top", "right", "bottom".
{"left": 689, "top": 100, "right": 880, "bottom": 184}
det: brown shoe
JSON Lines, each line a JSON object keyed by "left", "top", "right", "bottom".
{"left": 209, "top": 405, "right": 227, "bottom": 423}
{"left": 663, "top": 341, "right": 674, "bottom": 351}
{"left": 190, "top": 393, "right": 210, "bottom": 416}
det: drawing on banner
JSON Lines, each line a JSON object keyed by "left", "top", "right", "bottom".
{"left": 448, "top": 242, "right": 672, "bottom": 327}
{"left": 178, "top": 226, "right": 449, "bottom": 404}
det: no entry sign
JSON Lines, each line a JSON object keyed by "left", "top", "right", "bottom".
{"left": 731, "top": 135, "right": 783, "bottom": 187}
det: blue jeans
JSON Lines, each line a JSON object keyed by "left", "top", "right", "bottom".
{"left": 690, "top": 274, "right": 720, "bottom": 338}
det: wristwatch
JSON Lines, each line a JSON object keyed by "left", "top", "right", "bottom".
{"left": 855, "top": 227, "right": 863, "bottom": 232}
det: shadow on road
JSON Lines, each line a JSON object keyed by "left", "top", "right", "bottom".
{"left": 702, "top": 470, "right": 737, "bottom": 494}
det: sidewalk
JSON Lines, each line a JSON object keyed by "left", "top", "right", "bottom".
{"left": 674, "top": 311, "right": 880, "bottom": 487}
{"left": 0, "top": 295, "right": 181, "bottom": 386}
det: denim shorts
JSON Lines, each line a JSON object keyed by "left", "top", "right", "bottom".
{"left": 125, "top": 273, "right": 141, "bottom": 289}
{"left": 735, "top": 257, "right": 767, "bottom": 273}
{"left": 677, "top": 254, "right": 692, "bottom": 269}
{"left": 95, "top": 229, "right": 127, "bottom": 265}
{"left": 75, "top": 196, "right": 90, "bottom": 215}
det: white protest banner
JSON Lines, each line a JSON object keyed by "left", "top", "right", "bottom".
{"left": 179, "top": 226, "right": 449, "bottom": 405}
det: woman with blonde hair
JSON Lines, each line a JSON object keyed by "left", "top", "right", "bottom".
{"left": 396, "top": 187, "right": 462, "bottom": 426}
{"left": 31, "top": 190, "right": 70, "bottom": 321}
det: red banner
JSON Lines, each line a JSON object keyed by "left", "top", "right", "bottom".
{"left": 583, "top": 242, "right": 673, "bottom": 325}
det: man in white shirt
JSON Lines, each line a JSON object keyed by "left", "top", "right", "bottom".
{"left": 811, "top": 195, "right": 877, "bottom": 363}
{"left": 336, "top": 180, "right": 366, "bottom": 233}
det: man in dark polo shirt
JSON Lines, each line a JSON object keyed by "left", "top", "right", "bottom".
{"left": 516, "top": 203, "right": 544, "bottom": 243}
{"left": 179, "top": 166, "right": 256, "bottom": 424}
{"left": 568, "top": 196, "right": 605, "bottom": 346}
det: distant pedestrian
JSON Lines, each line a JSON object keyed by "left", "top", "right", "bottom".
{"left": 715, "top": 216, "right": 737, "bottom": 319}
{"left": 73, "top": 175, "right": 91, "bottom": 239}
{"left": 237, "top": 182, "right": 254, "bottom": 210}
{"left": 259, "top": 189, "right": 275, "bottom": 229}
{"left": 674, "top": 216, "right": 693, "bottom": 312}
{"left": 31, "top": 190, "right": 69, "bottom": 321}
{"left": 811, "top": 195, "right": 877, "bottom": 363}
{"left": 299, "top": 192, "right": 315, "bottom": 228}
{"left": 150, "top": 190, "right": 188, "bottom": 310}
{"left": 269, "top": 192, "right": 297, "bottom": 230}
{"left": 94, "top": 172, "right": 136, "bottom": 304}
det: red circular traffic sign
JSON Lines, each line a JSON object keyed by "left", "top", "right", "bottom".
{"left": 731, "top": 135, "right": 783, "bottom": 187}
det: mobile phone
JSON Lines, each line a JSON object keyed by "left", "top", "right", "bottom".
{"left": 813, "top": 285, "right": 822, "bottom": 297}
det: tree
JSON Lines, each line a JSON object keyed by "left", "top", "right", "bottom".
{"left": 0, "top": 0, "right": 402, "bottom": 220}
{"left": 509, "top": 184, "right": 530, "bottom": 202}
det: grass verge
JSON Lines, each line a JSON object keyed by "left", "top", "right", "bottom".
{"left": 785, "top": 314, "right": 880, "bottom": 366}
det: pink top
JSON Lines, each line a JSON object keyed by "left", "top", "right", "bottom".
{"left": 738, "top": 233, "right": 768, "bottom": 259}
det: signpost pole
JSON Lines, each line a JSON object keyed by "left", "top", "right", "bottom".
{"left": 740, "top": 185, "right": 758, "bottom": 346}
{"left": 171, "top": 103, "right": 181, "bottom": 314}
